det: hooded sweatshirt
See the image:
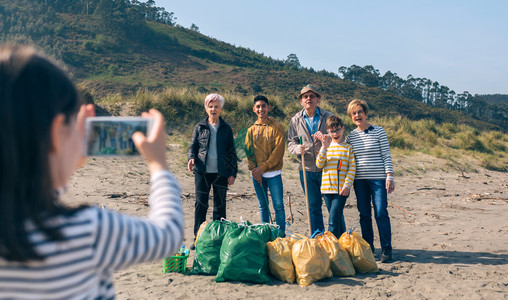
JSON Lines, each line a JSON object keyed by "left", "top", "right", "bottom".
{"left": 245, "top": 117, "right": 286, "bottom": 173}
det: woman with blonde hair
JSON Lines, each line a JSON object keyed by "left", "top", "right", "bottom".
{"left": 346, "top": 99, "right": 395, "bottom": 263}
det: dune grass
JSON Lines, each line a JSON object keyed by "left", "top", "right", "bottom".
{"left": 379, "top": 116, "right": 508, "bottom": 172}
{"left": 93, "top": 88, "right": 508, "bottom": 172}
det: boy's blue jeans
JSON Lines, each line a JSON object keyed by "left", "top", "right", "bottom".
{"left": 298, "top": 170, "right": 347, "bottom": 235}
{"left": 353, "top": 179, "right": 392, "bottom": 251}
{"left": 252, "top": 174, "right": 285, "bottom": 233}
{"left": 322, "top": 193, "right": 348, "bottom": 238}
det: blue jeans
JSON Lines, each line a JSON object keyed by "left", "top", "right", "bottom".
{"left": 353, "top": 179, "right": 392, "bottom": 250}
{"left": 323, "top": 194, "right": 348, "bottom": 239}
{"left": 299, "top": 170, "right": 324, "bottom": 233}
{"left": 252, "top": 175, "right": 285, "bottom": 233}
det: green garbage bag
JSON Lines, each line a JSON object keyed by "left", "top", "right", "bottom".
{"left": 251, "top": 223, "right": 284, "bottom": 243}
{"left": 190, "top": 220, "right": 237, "bottom": 275}
{"left": 215, "top": 226, "right": 270, "bottom": 284}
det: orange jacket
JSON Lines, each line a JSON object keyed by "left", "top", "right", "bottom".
{"left": 245, "top": 117, "right": 286, "bottom": 172}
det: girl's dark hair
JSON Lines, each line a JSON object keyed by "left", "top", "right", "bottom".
{"left": 326, "top": 115, "right": 344, "bottom": 130}
{"left": 0, "top": 45, "right": 84, "bottom": 261}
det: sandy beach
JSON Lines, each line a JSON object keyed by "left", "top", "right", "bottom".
{"left": 63, "top": 144, "right": 508, "bottom": 299}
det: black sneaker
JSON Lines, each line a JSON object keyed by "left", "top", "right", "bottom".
{"left": 381, "top": 248, "right": 392, "bottom": 263}
{"left": 189, "top": 244, "right": 196, "bottom": 250}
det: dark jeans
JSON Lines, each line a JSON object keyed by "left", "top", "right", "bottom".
{"left": 323, "top": 193, "right": 348, "bottom": 238}
{"left": 354, "top": 179, "right": 392, "bottom": 251}
{"left": 299, "top": 170, "right": 324, "bottom": 233}
{"left": 194, "top": 172, "right": 228, "bottom": 237}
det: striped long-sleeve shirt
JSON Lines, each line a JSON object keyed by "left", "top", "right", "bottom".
{"left": 316, "top": 142, "right": 356, "bottom": 194}
{"left": 346, "top": 125, "right": 394, "bottom": 179}
{"left": 0, "top": 170, "right": 184, "bottom": 299}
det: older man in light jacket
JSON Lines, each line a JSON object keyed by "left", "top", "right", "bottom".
{"left": 288, "top": 84, "right": 346, "bottom": 234}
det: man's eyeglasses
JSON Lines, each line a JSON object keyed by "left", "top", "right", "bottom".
{"left": 302, "top": 94, "right": 316, "bottom": 100}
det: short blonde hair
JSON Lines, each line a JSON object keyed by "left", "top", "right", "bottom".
{"left": 347, "top": 99, "right": 369, "bottom": 117}
{"left": 204, "top": 93, "right": 225, "bottom": 108}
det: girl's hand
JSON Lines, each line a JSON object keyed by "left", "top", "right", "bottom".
{"left": 227, "top": 176, "right": 235, "bottom": 186}
{"left": 76, "top": 104, "right": 95, "bottom": 169}
{"left": 131, "top": 109, "right": 168, "bottom": 174}
{"left": 339, "top": 186, "right": 350, "bottom": 196}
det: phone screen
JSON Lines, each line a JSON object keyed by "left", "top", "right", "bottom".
{"left": 84, "top": 117, "right": 153, "bottom": 156}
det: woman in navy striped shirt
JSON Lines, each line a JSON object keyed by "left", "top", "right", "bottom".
{"left": 346, "top": 99, "right": 394, "bottom": 263}
{"left": 0, "top": 45, "right": 184, "bottom": 299}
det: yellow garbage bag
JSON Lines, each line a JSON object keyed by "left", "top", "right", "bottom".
{"left": 290, "top": 233, "right": 307, "bottom": 241}
{"left": 316, "top": 231, "right": 355, "bottom": 277}
{"left": 267, "top": 237, "right": 295, "bottom": 283}
{"left": 194, "top": 221, "right": 207, "bottom": 247}
{"left": 292, "top": 238, "right": 332, "bottom": 286}
{"left": 339, "top": 231, "right": 379, "bottom": 273}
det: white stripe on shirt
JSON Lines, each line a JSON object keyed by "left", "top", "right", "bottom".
{"left": 316, "top": 142, "right": 356, "bottom": 194}
{"left": 346, "top": 125, "right": 394, "bottom": 179}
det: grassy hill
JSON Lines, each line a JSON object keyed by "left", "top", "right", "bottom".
{"left": 0, "top": 2, "right": 503, "bottom": 130}
{"left": 1, "top": 1, "right": 507, "bottom": 171}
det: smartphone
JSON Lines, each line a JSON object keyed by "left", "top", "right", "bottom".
{"left": 84, "top": 117, "right": 154, "bottom": 156}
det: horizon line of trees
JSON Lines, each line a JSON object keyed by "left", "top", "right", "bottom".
{"left": 338, "top": 65, "right": 507, "bottom": 129}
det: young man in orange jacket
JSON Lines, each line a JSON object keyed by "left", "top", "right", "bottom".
{"left": 245, "top": 95, "right": 286, "bottom": 233}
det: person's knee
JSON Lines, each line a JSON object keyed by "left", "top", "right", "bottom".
{"left": 374, "top": 205, "right": 389, "bottom": 218}
{"left": 375, "top": 212, "right": 390, "bottom": 221}
{"left": 359, "top": 214, "right": 372, "bottom": 221}
{"left": 309, "top": 207, "right": 323, "bottom": 217}
{"left": 275, "top": 206, "right": 285, "bottom": 214}
{"left": 272, "top": 198, "right": 284, "bottom": 211}
{"left": 195, "top": 204, "right": 209, "bottom": 211}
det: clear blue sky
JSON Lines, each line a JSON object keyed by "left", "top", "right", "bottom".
{"left": 156, "top": 0, "right": 508, "bottom": 95}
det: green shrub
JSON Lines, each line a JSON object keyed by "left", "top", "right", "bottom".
{"left": 389, "top": 135, "right": 414, "bottom": 149}
{"left": 107, "top": 64, "right": 118, "bottom": 76}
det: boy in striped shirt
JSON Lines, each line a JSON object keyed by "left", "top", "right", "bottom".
{"left": 315, "top": 116, "right": 356, "bottom": 238}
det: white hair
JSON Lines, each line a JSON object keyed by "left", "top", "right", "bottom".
{"left": 204, "top": 93, "right": 225, "bottom": 108}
